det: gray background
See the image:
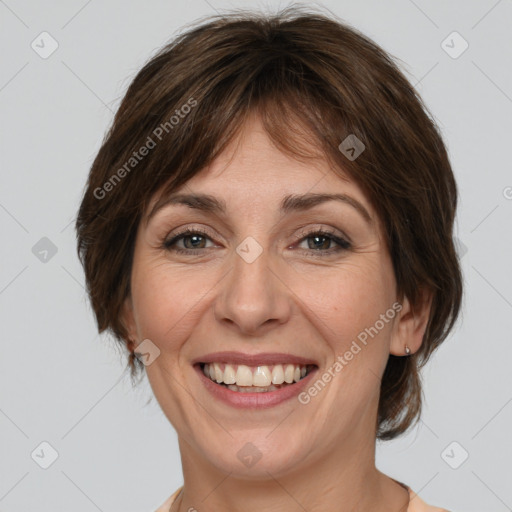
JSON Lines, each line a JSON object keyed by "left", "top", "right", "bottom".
{"left": 0, "top": 0, "right": 511, "bottom": 511}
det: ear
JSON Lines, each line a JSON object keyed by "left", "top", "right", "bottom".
{"left": 120, "top": 295, "right": 138, "bottom": 346}
{"left": 389, "top": 288, "right": 433, "bottom": 356}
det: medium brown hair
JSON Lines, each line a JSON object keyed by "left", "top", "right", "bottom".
{"left": 75, "top": 5, "right": 463, "bottom": 440}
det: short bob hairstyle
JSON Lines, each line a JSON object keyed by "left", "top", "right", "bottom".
{"left": 75, "top": 6, "right": 463, "bottom": 441}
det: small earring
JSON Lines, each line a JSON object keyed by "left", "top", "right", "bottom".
{"left": 404, "top": 345, "right": 411, "bottom": 356}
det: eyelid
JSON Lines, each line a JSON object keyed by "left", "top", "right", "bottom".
{"left": 162, "top": 224, "right": 352, "bottom": 259}
{"left": 164, "top": 224, "right": 221, "bottom": 241}
{"left": 162, "top": 225, "right": 219, "bottom": 248}
{"left": 164, "top": 223, "right": 350, "bottom": 244}
{"left": 151, "top": 211, "right": 235, "bottom": 238}
{"left": 293, "top": 224, "right": 352, "bottom": 245}
{"left": 292, "top": 226, "right": 351, "bottom": 254}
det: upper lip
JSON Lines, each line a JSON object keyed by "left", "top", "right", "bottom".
{"left": 192, "top": 351, "right": 319, "bottom": 366}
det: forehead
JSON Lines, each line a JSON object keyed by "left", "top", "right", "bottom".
{"left": 148, "top": 114, "right": 373, "bottom": 218}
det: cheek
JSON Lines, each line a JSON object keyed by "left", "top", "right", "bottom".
{"left": 296, "top": 258, "right": 396, "bottom": 373}
{"left": 130, "top": 259, "right": 215, "bottom": 344}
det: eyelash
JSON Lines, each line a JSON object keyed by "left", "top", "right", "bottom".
{"left": 162, "top": 227, "right": 351, "bottom": 257}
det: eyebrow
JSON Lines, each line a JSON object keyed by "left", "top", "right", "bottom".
{"left": 145, "top": 192, "right": 372, "bottom": 226}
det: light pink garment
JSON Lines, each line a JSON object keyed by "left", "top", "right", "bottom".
{"left": 407, "top": 488, "right": 449, "bottom": 511}
{"left": 154, "top": 486, "right": 450, "bottom": 511}
{"left": 154, "top": 487, "right": 181, "bottom": 512}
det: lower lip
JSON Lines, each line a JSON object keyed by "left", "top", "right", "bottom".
{"left": 194, "top": 364, "right": 319, "bottom": 409}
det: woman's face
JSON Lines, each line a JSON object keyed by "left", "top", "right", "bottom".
{"left": 122, "top": 114, "right": 409, "bottom": 477}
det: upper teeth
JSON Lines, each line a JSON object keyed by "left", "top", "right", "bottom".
{"left": 203, "top": 363, "right": 308, "bottom": 386}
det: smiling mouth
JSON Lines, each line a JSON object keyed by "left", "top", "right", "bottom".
{"left": 198, "top": 362, "right": 317, "bottom": 393}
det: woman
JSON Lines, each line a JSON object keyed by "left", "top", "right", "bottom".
{"left": 75, "top": 6, "right": 462, "bottom": 511}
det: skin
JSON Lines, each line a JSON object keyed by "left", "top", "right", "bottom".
{"left": 122, "top": 113, "right": 432, "bottom": 512}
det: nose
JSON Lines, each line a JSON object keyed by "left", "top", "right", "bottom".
{"left": 213, "top": 244, "right": 292, "bottom": 336}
